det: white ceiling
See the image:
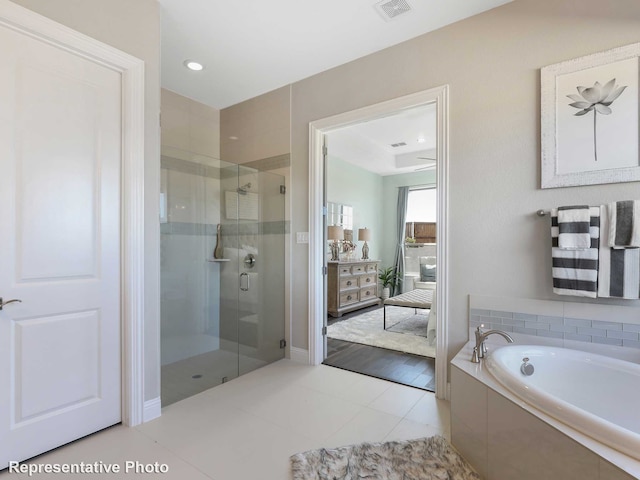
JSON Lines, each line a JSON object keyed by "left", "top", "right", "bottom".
{"left": 328, "top": 103, "right": 437, "bottom": 176}
{"left": 159, "top": 0, "right": 512, "bottom": 109}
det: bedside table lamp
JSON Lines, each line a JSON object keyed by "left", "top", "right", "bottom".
{"left": 328, "top": 226, "right": 344, "bottom": 261}
{"left": 358, "top": 228, "right": 371, "bottom": 260}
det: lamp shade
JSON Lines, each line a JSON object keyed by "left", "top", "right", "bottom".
{"left": 358, "top": 228, "right": 371, "bottom": 241}
{"left": 328, "top": 225, "right": 344, "bottom": 241}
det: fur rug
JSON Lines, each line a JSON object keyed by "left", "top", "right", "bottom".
{"left": 327, "top": 306, "right": 436, "bottom": 358}
{"left": 290, "top": 435, "right": 480, "bottom": 480}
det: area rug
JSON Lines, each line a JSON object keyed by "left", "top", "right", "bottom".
{"left": 387, "top": 313, "right": 429, "bottom": 336}
{"left": 290, "top": 435, "right": 480, "bottom": 480}
{"left": 327, "top": 306, "right": 435, "bottom": 358}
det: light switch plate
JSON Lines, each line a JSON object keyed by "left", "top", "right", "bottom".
{"left": 296, "top": 232, "right": 309, "bottom": 244}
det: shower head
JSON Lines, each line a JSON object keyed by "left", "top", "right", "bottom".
{"left": 237, "top": 182, "right": 252, "bottom": 195}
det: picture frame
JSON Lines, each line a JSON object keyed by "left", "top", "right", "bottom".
{"left": 541, "top": 43, "right": 640, "bottom": 189}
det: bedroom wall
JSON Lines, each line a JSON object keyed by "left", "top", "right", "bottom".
{"left": 326, "top": 155, "right": 384, "bottom": 262}
{"left": 289, "top": 0, "right": 640, "bottom": 366}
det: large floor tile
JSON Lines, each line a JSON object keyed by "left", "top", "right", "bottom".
{"left": 384, "top": 418, "right": 446, "bottom": 443}
{"left": 323, "top": 407, "right": 403, "bottom": 448}
{"left": 238, "top": 383, "right": 363, "bottom": 440}
{"left": 220, "top": 427, "right": 319, "bottom": 480}
{"left": 404, "top": 393, "right": 451, "bottom": 436}
{"left": 368, "top": 383, "right": 426, "bottom": 417}
{"left": 332, "top": 372, "right": 393, "bottom": 406}
{"left": 5, "top": 426, "right": 212, "bottom": 480}
{"left": 292, "top": 363, "right": 367, "bottom": 397}
{"left": 2, "top": 360, "right": 452, "bottom": 480}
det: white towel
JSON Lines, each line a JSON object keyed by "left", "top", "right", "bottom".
{"left": 551, "top": 207, "right": 600, "bottom": 298}
{"left": 557, "top": 205, "right": 591, "bottom": 250}
{"left": 599, "top": 204, "right": 640, "bottom": 299}
{"left": 608, "top": 200, "right": 640, "bottom": 248}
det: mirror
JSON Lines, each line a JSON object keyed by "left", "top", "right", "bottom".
{"left": 327, "top": 202, "right": 353, "bottom": 231}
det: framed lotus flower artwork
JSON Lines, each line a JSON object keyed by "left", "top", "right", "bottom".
{"left": 541, "top": 43, "right": 640, "bottom": 188}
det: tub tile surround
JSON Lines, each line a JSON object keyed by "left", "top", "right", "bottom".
{"left": 454, "top": 295, "right": 640, "bottom": 479}
{"left": 469, "top": 295, "right": 640, "bottom": 363}
{"left": 450, "top": 345, "right": 638, "bottom": 479}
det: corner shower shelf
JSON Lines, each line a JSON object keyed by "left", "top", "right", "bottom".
{"left": 206, "top": 258, "right": 230, "bottom": 262}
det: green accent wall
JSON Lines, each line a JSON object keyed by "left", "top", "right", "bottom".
{"left": 327, "top": 155, "right": 436, "bottom": 269}
{"left": 326, "top": 156, "right": 384, "bottom": 261}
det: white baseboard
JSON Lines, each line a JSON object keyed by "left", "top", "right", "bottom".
{"left": 143, "top": 397, "right": 161, "bottom": 422}
{"left": 289, "top": 347, "right": 310, "bottom": 364}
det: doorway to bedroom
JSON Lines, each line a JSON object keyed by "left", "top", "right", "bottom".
{"left": 309, "top": 86, "right": 449, "bottom": 399}
{"left": 320, "top": 103, "right": 439, "bottom": 391}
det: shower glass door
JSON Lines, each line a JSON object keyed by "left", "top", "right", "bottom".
{"left": 160, "top": 147, "right": 285, "bottom": 407}
{"left": 236, "top": 166, "right": 286, "bottom": 376}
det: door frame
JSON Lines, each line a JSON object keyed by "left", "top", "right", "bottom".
{"left": 1, "top": 1, "right": 146, "bottom": 425}
{"left": 308, "top": 86, "right": 450, "bottom": 399}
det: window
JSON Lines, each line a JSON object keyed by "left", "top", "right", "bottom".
{"left": 405, "top": 187, "right": 436, "bottom": 244}
{"left": 406, "top": 188, "right": 436, "bottom": 223}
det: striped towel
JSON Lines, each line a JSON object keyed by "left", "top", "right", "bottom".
{"left": 551, "top": 207, "right": 600, "bottom": 298}
{"left": 557, "top": 205, "right": 591, "bottom": 250}
{"left": 608, "top": 200, "right": 640, "bottom": 248}
{"left": 599, "top": 204, "right": 640, "bottom": 299}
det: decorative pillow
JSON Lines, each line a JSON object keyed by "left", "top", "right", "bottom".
{"left": 420, "top": 264, "right": 436, "bottom": 282}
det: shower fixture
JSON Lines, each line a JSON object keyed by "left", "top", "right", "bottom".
{"left": 237, "top": 182, "right": 252, "bottom": 195}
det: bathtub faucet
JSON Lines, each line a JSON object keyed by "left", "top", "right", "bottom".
{"left": 471, "top": 326, "right": 514, "bottom": 363}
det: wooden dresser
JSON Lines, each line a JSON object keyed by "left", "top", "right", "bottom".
{"left": 327, "top": 260, "right": 380, "bottom": 317}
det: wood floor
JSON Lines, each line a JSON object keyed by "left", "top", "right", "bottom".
{"left": 323, "top": 306, "right": 436, "bottom": 391}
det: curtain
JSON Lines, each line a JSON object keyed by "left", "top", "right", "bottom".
{"left": 392, "top": 186, "right": 409, "bottom": 296}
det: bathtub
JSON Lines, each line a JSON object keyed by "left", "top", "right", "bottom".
{"left": 485, "top": 345, "right": 640, "bottom": 461}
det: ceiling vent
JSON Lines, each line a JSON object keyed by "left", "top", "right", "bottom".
{"left": 374, "top": 0, "right": 412, "bottom": 22}
{"left": 390, "top": 142, "right": 407, "bottom": 148}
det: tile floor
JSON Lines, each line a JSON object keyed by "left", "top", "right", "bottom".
{"left": 161, "top": 347, "right": 267, "bottom": 406}
{"left": 2, "top": 360, "right": 450, "bottom": 480}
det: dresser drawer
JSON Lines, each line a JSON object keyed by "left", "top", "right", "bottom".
{"left": 359, "top": 274, "right": 376, "bottom": 287}
{"left": 365, "top": 263, "right": 378, "bottom": 274}
{"left": 339, "top": 277, "right": 358, "bottom": 290}
{"left": 339, "top": 291, "right": 359, "bottom": 307}
{"left": 338, "top": 265, "right": 352, "bottom": 276}
{"left": 359, "top": 286, "right": 377, "bottom": 301}
{"left": 351, "top": 264, "right": 366, "bottom": 275}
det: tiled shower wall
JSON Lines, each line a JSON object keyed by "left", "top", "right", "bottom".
{"left": 469, "top": 295, "right": 640, "bottom": 350}
{"left": 160, "top": 89, "right": 222, "bottom": 365}
{"left": 221, "top": 86, "right": 292, "bottom": 357}
{"left": 161, "top": 86, "right": 291, "bottom": 369}
{"left": 160, "top": 155, "right": 222, "bottom": 365}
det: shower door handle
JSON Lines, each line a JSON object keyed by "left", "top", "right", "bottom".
{"left": 240, "top": 273, "right": 250, "bottom": 291}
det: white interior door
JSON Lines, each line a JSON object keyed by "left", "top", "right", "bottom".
{"left": 0, "top": 16, "right": 122, "bottom": 468}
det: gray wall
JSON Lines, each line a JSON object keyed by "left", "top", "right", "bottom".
{"left": 18, "top": 0, "right": 640, "bottom": 396}
{"left": 290, "top": 0, "right": 640, "bottom": 365}
{"left": 12, "top": 0, "right": 162, "bottom": 401}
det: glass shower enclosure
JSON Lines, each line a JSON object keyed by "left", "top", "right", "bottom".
{"left": 160, "top": 147, "right": 286, "bottom": 406}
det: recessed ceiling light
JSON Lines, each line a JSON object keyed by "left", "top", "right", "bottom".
{"left": 417, "top": 136, "right": 426, "bottom": 144}
{"left": 183, "top": 60, "right": 204, "bottom": 71}
{"left": 229, "top": 136, "right": 239, "bottom": 141}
